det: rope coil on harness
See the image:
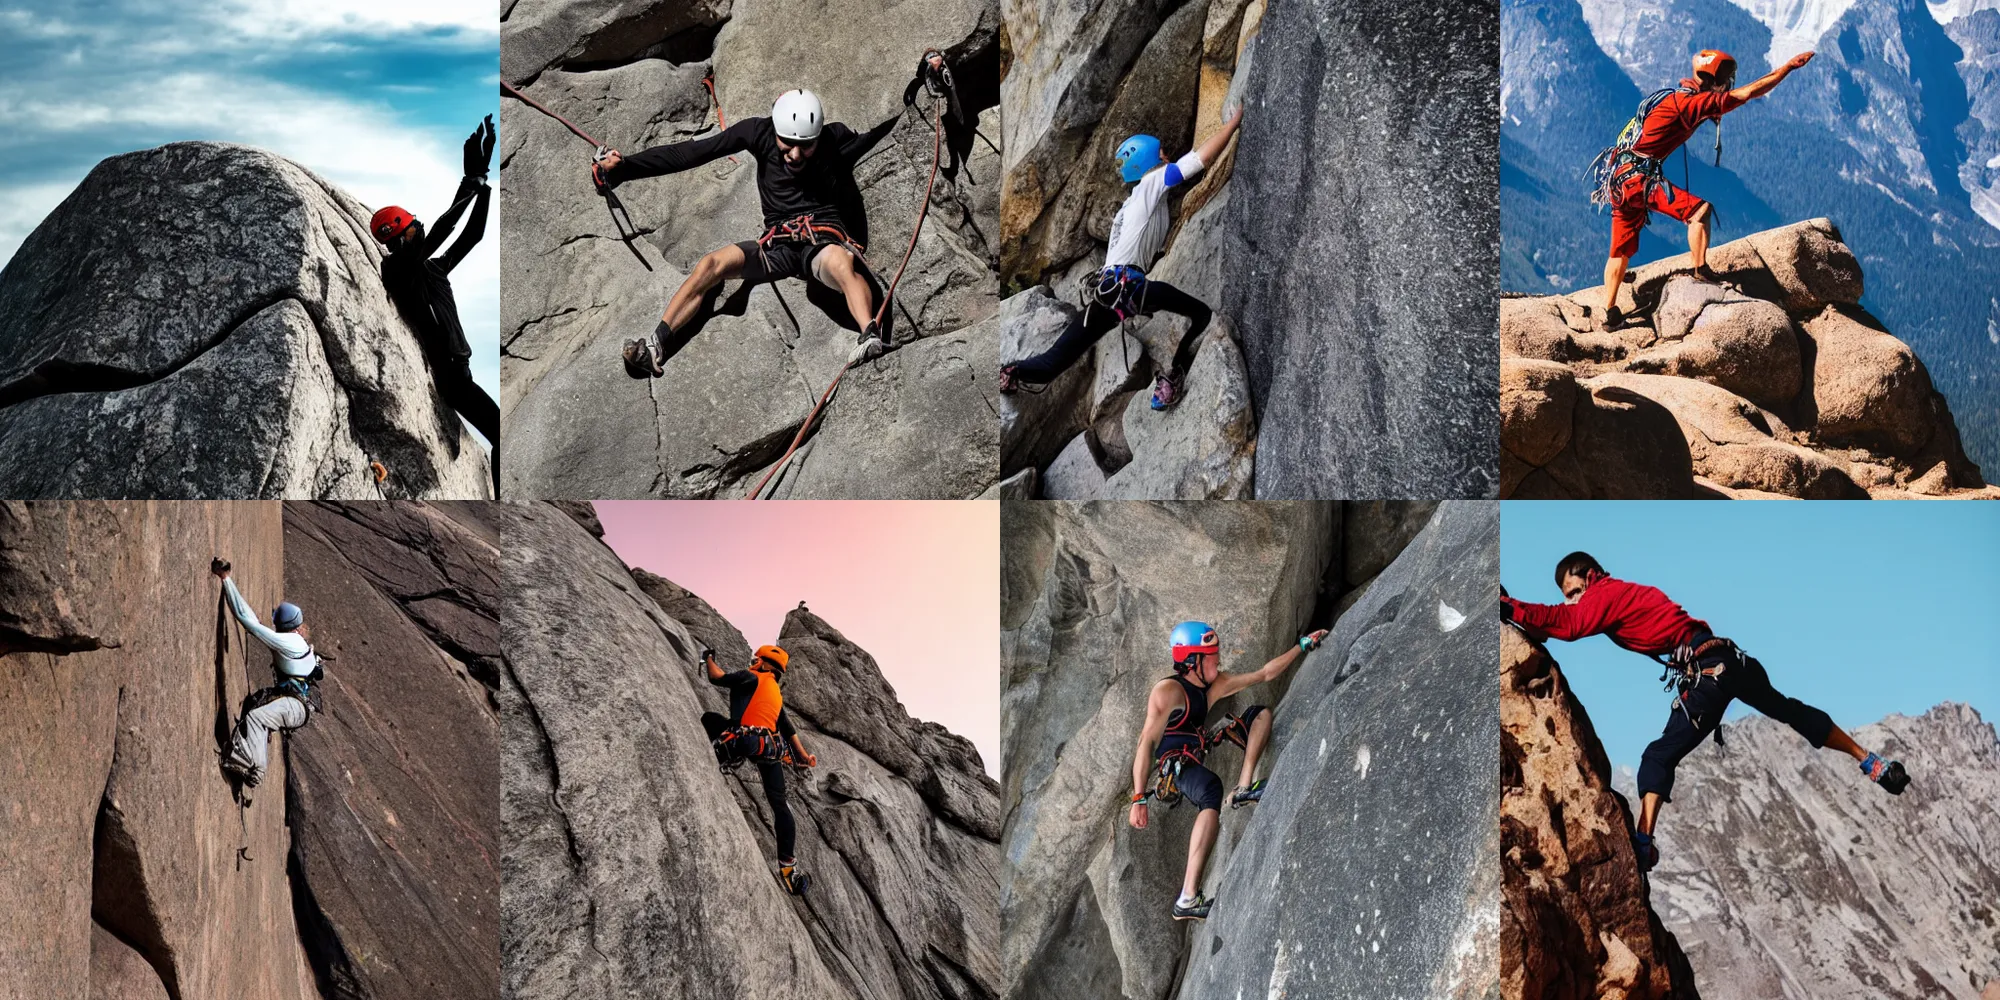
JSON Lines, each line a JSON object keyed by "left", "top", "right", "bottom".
{"left": 748, "top": 86, "right": 949, "bottom": 500}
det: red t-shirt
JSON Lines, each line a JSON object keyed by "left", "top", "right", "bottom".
{"left": 1632, "top": 84, "right": 1747, "bottom": 160}
{"left": 1503, "top": 576, "right": 1710, "bottom": 656}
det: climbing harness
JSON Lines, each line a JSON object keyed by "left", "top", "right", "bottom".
{"left": 754, "top": 214, "right": 868, "bottom": 278}
{"left": 748, "top": 68, "right": 953, "bottom": 500}
{"left": 713, "top": 725, "right": 814, "bottom": 784}
{"left": 1585, "top": 85, "right": 1724, "bottom": 228}
{"left": 1146, "top": 711, "right": 1258, "bottom": 807}
{"left": 1076, "top": 265, "right": 1150, "bottom": 376}
{"left": 499, "top": 80, "right": 654, "bottom": 271}
{"left": 1653, "top": 633, "right": 1735, "bottom": 747}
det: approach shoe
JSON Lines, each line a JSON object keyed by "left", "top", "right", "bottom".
{"left": 623, "top": 338, "right": 662, "bottom": 379}
{"left": 1632, "top": 832, "right": 1659, "bottom": 873}
{"left": 851, "top": 323, "right": 890, "bottom": 364}
{"left": 1862, "top": 753, "right": 1910, "bottom": 795}
{"left": 1229, "top": 779, "right": 1265, "bottom": 809}
{"left": 1598, "top": 304, "right": 1625, "bottom": 333}
{"left": 1171, "top": 892, "right": 1213, "bottom": 921}
{"left": 1150, "top": 371, "right": 1184, "bottom": 411}
{"left": 778, "top": 862, "right": 811, "bottom": 896}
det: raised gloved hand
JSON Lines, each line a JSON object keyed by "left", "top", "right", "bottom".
{"left": 591, "top": 145, "right": 622, "bottom": 190}
{"left": 210, "top": 557, "right": 232, "bottom": 579}
{"left": 1298, "top": 628, "right": 1329, "bottom": 653}
{"left": 700, "top": 647, "right": 717, "bottom": 665}
{"left": 464, "top": 115, "right": 496, "bottom": 180}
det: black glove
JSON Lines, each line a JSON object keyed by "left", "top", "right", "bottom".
{"left": 464, "top": 115, "right": 495, "bottom": 180}
{"left": 210, "top": 557, "right": 231, "bottom": 576}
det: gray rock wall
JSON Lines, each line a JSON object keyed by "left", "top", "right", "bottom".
{"left": 500, "top": 0, "right": 1002, "bottom": 498}
{"left": 0, "top": 144, "right": 492, "bottom": 498}
{"left": 501, "top": 502, "right": 1000, "bottom": 1000}
{"left": 1001, "top": 500, "right": 1497, "bottom": 999}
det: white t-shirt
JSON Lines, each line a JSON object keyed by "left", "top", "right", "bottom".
{"left": 223, "top": 578, "right": 319, "bottom": 678}
{"left": 1103, "top": 151, "right": 1207, "bottom": 270}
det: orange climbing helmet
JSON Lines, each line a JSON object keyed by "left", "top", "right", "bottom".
{"left": 755, "top": 644, "right": 789, "bottom": 673}
{"left": 1692, "top": 50, "right": 1737, "bottom": 88}
{"left": 370, "top": 206, "right": 416, "bottom": 244}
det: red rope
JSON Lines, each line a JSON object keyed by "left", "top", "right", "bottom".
{"left": 499, "top": 80, "right": 604, "bottom": 148}
{"left": 751, "top": 99, "right": 947, "bottom": 499}
{"left": 702, "top": 71, "right": 739, "bottom": 164}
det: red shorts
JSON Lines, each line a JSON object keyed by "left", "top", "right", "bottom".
{"left": 1609, "top": 171, "right": 1708, "bottom": 259}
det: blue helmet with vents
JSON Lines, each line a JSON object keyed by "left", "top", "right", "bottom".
{"left": 1171, "top": 620, "right": 1219, "bottom": 671}
{"left": 1116, "top": 135, "right": 1164, "bottom": 183}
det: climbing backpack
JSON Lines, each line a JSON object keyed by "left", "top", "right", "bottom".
{"left": 1585, "top": 85, "right": 1716, "bottom": 211}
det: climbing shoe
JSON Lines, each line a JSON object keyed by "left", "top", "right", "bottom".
{"left": 1598, "top": 304, "right": 1625, "bottom": 333}
{"left": 1171, "top": 892, "right": 1213, "bottom": 921}
{"left": 622, "top": 338, "right": 662, "bottom": 379}
{"left": 1861, "top": 753, "right": 1910, "bottom": 795}
{"left": 1229, "top": 779, "right": 1265, "bottom": 809}
{"left": 1690, "top": 263, "right": 1721, "bottom": 284}
{"left": 1632, "top": 832, "right": 1659, "bottom": 873}
{"left": 851, "top": 323, "right": 889, "bottom": 364}
{"left": 1149, "top": 370, "right": 1184, "bottom": 411}
{"left": 778, "top": 861, "right": 811, "bottom": 896}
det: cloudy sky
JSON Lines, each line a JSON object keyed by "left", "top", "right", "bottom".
{"left": 0, "top": 0, "right": 499, "bottom": 404}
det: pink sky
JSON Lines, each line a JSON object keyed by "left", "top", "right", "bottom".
{"left": 595, "top": 501, "right": 999, "bottom": 776}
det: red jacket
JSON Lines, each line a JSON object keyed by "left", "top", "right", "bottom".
{"left": 1503, "top": 577, "right": 1709, "bottom": 657}
{"left": 1632, "top": 83, "right": 1746, "bottom": 160}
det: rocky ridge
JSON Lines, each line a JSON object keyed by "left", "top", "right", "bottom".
{"left": 1501, "top": 625, "right": 1697, "bottom": 1000}
{"left": 0, "top": 144, "right": 494, "bottom": 499}
{"left": 998, "top": 0, "right": 1497, "bottom": 498}
{"left": 1628, "top": 703, "right": 2000, "bottom": 1000}
{"left": 0, "top": 500, "right": 499, "bottom": 1000}
{"left": 501, "top": 501, "right": 999, "bottom": 1000}
{"left": 500, "top": 0, "right": 1002, "bottom": 498}
{"left": 1502, "top": 219, "right": 2000, "bottom": 498}
{"left": 1002, "top": 500, "right": 1498, "bottom": 998}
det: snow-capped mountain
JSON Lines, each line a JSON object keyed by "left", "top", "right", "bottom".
{"left": 1503, "top": 0, "right": 2000, "bottom": 473}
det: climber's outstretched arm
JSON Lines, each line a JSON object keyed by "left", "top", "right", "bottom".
{"left": 1207, "top": 629, "right": 1326, "bottom": 702}
{"left": 1731, "top": 51, "right": 1813, "bottom": 103}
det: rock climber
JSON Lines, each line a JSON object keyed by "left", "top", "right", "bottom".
{"left": 1000, "top": 107, "right": 1243, "bottom": 411}
{"left": 1503, "top": 551, "right": 1909, "bottom": 873}
{"left": 1587, "top": 49, "right": 1814, "bottom": 331}
{"left": 606, "top": 55, "right": 955, "bottom": 379}
{"left": 212, "top": 558, "right": 321, "bottom": 789}
{"left": 701, "top": 643, "right": 818, "bottom": 896}
{"left": 372, "top": 116, "right": 501, "bottom": 491}
{"left": 1127, "top": 620, "right": 1327, "bottom": 920}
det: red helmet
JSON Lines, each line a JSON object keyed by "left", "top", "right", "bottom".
{"left": 1692, "top": 50, "right": 1737, "bottom": 87}
{"left": 370, "top": 206, "right": 416, "bottom": 244}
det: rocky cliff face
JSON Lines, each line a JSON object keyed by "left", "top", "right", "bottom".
{"left": 500, "top": 501, "right": 999, "bottom": 1000}
{"left": 1629, "top": 703, "right": 2000, "bottom": 1000}
{"left": 0, "top": 144, "right": 494, "bottom": 499}
{"left": 1501, "top": 626, "right": 1697, "bottom": 1000}
{"left": 0, "top": 500, "right": 499, "bottom": 1000}
{"left": 998, "top": 0, "right": 1497, "bottom": 498}
{"left": 1501, "top": 219, "right": 2000, "bottom": 498}
{"left": 1002, "top": 500, "right": 1498, "bottom": 999}
{"left": 500, "top": 0, "right": 1002, "bottom": 498}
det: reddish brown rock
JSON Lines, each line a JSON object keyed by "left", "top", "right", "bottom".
{"left": 1502, "top": 626, "right": 1698, "bottom": 1000}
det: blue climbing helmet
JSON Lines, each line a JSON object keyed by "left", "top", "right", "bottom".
{"left": 273, "top": 602, "right": 304, "bottom": 631}
{"left": 1171, "top": 620, "right": 1220, "bottom": 672}
{"left": 1116, "top": 135, "right": 1164, "bottom": 183}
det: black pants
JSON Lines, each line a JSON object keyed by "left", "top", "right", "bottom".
{"left": 701, "top": 711, "right": 796, "bottom": 860}
{"left": 433, "top": 359, "right": 499, "bottom": 491}
{"left": 1006, "top": 277, "right": 1211, "bottom": 384}
{"left": 1637, "top": 647, "right": 1833, "bottom": 801}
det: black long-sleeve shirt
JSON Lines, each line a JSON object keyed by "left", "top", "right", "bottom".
{"left": 380, "top": 176, "right": 489, "bottom": 364}
{"left": 605, "top": 115, "right": 898, "bottom": 237}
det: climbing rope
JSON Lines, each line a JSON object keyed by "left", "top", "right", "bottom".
{"left": 749, "top": 86, "right": 949, "bottom": 500}
{"left": 499, "top": 80, "right": 653, "bottom": 270}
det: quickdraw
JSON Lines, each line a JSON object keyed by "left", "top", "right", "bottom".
{"left": 1654, "top": 634, "right": 1736, "bottom": 746}
{"left": 500, "top": 80, "right": 654, "bottom": 271}
{"left": 1077, "top": 265, "right": 1149, "bottom": 375}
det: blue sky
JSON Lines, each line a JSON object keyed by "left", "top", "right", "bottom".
{"left": 0, "top": 0, "right": 498, "bottom": 409}
{"left": 1502, "top": 502, "right": 2000, "bottom": 769}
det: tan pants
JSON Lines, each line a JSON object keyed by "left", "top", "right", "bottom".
{"left": 227, "top": 696, "right": 307, "bottom": 783}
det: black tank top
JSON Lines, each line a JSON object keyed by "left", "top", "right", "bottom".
{"left": 1159, "top": 674, "right": 1209, "bottom": 757}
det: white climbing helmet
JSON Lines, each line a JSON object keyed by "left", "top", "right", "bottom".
{"left": 772, "top": 89, "right": 824, "bottom": 143}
